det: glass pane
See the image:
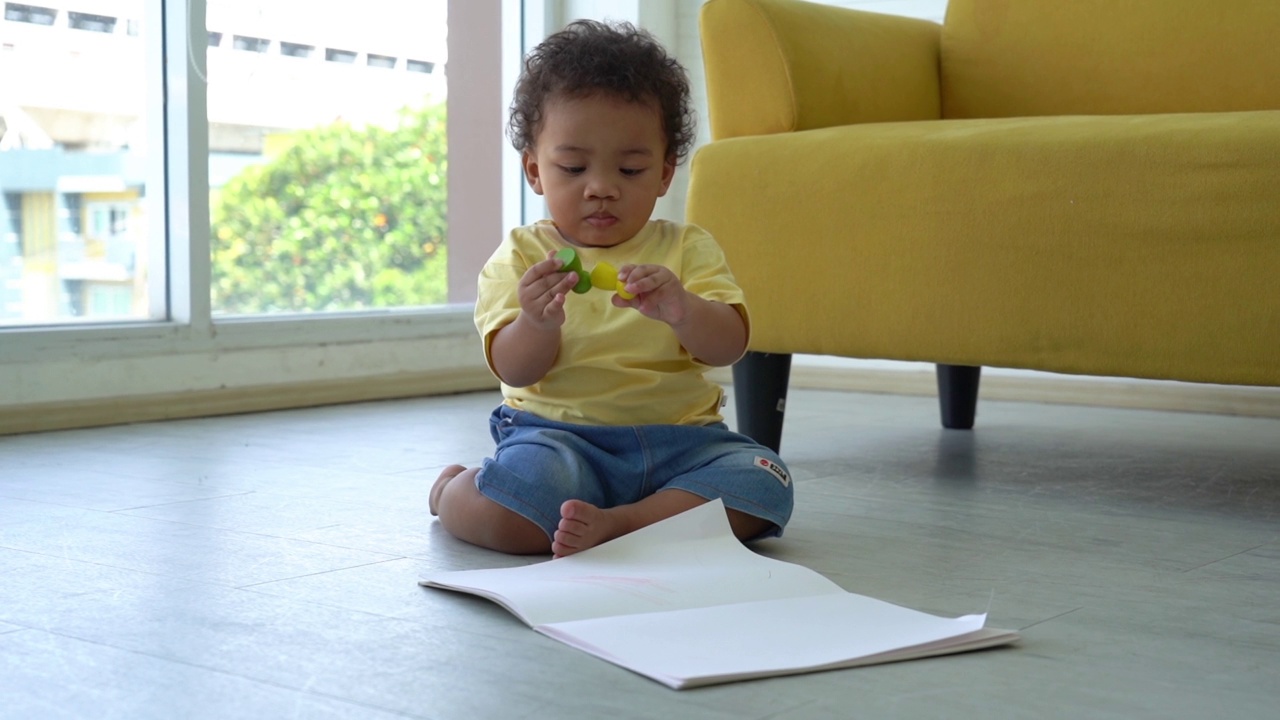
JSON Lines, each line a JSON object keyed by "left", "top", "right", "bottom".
{"left": 0, "top": 0, "right": 161, "bottom": 326}
{"left": 207, "top": 0, "right": 448, "bottom": 315}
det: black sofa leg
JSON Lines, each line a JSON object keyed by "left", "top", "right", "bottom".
{"left": 937, "top": 364, "right": 981, "bottom": 430}
{"left": 732, "top": 351, "right": 792, "bottom": 453}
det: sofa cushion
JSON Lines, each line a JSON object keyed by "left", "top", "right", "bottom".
{"left": 686, "top": 110, "right": 1280, "bottom": 385}
{"left": 941, "top": 0, "right": 1280, "bottom": 119}
{"left": 699, "top": 0, "right": 942, "bottom": 138}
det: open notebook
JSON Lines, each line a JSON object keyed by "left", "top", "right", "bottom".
{"left": 420, "top": 499, "right": 1019, "bottom": 689}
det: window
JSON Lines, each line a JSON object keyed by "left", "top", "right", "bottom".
{"left": 53, "top": 201, "right": 138, "bottom": 318}
{"left": 68, "top": 11, "right": 117, "bottom": 33}
{"left": 88, "top": 203, "right": 133, "bottom": 244}
{"left": 3, "top": 193, "right": 21, "bottom": 243}
{"left": 406, "top": 59, "right": 434, "bottom": 74}
{"left": 0, "top": 0, "right": 504, "bottom": 424}
{"left": 1, "top": 193, "right": 19, "bottom": 317}
{"left": 208, "top": 1, "right": 450, "bottom": 316}
{"left": 62, "top": 192, "right": 82, "bottom": 234}
{"left": 232, "top": 34, "right": 269, "bottom": 52}
{"left": 324, "top": 47, "right": 356, "bottom": 63}
{"left": 4, "top": 3, "right": 56, "bottom": 25}
{"left": 0, "top": 0, "right": 157, "bottom": 326}
{"left": 87, "top": 283, "right": 134, "bottom": 316}
{"left": 280, "top": 41, "right": 313, "bottom": 58}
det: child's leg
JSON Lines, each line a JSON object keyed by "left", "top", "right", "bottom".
{"left": 553, "top": 490, "right": 771, "bottom": 558}
{"left": 551, "top": 423, "right": 794, "bottom": 558}
{"left": 431, "top": 465, "right": 551, "bottom": 554}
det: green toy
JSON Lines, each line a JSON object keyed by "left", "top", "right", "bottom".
{"left": 554, "top": 247, "right": 635, "bottom": 299}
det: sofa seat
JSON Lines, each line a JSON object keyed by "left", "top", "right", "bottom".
{"left": 690, "top": 109, "right": 1280, "bottom": 387}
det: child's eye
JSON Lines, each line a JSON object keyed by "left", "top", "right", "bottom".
{"left": 558, "top": 165, "right": 585, "bottom": 175}
{"left": 620, "top": 168, "right": 645, "bottom": 177}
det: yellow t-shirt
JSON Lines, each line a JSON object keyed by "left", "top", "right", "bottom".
{"left": 474, "top": 220, "right": 750, "bottom": 426}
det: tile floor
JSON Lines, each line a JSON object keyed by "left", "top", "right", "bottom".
{"left": 1, "top": 388, "right": 1277, "bottom": 719}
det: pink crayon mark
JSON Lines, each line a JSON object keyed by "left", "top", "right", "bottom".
{"left": 558, "top": 575, "right": 677, "bottom": 603}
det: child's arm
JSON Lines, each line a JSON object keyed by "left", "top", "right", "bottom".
{"left": 490, "top": 252, "right": 579, "bottom": 387}
{"left": 668, "top": 294, "right": 748, "bottom": 367}
{"left": 614, "top": 264, "right": 747, "bottom": 367}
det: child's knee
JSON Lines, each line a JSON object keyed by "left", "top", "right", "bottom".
{"left": 725, "top": 509, "right": 775, "bottom": 542}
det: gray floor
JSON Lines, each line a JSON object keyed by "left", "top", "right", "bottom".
{"left": 1, "top": 388, "right": 1277, "bottom": 719}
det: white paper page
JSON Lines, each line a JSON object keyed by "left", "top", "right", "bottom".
{"left": 537, "top": 592, "right": 990, "bottom": 689}
{"left": 420, "top": 499, "right": 844, "bottom": 627}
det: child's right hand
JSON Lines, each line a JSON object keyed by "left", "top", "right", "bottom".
{"left": 518, "top": 250, "right": 580, "bottom": 328}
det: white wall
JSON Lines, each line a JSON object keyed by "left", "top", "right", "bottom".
{"left": 448, "top": 0, "right": 506, "bottom": 303}
{"left": 821, "top": 0, "right": 946, "bottom": 22}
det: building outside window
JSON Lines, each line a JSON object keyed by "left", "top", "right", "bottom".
{"left": 0, "top": 0, "right": 450, "bottom": 325}
{"left": 0, "top": 0, "right": 153, "bottom": 325}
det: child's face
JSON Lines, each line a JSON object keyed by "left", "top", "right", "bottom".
{"left": 522, "top": 93, "right": 676, "bottom": 248}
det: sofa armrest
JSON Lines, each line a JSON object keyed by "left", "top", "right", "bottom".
{"left": 699, "top": 0, "right": 942, "bottom": 140}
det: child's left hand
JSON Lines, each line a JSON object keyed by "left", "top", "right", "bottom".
{"left": 612, "top": 264, "right": 690, "bottom": 326}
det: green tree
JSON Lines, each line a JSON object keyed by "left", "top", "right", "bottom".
{"left": 211, "top": 103, "right": 447, "bottom": 314}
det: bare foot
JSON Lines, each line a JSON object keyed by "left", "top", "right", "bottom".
{"left": 552, "top": 499, "right": 629, "bottom": 558}
{"left": 430, "top": 464, "right": 467, "bottom": 516}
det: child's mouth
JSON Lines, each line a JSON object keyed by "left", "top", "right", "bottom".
{"left": 585, "top": 213, "right": 618, "bottom": 228}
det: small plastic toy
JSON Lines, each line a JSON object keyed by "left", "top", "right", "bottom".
{"left": 554, "top": 247, "right": 635, "bottom": 300}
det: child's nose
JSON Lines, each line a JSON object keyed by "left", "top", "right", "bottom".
{"left": 585, "top": 173, "right": 620, "bottom": 200}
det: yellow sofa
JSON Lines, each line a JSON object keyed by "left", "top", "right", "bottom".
{"left": 687, "top": 0, "right": 1280, "bottom": 450}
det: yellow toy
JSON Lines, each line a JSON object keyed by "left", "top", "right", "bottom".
{"left": 554, "top": 248, "right": 635, "bottom": 300}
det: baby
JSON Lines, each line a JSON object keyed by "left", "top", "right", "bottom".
{"left": 430, "top": 19, "right": 793, "bottom": 557}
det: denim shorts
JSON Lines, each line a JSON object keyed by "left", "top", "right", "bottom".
{"left": 476, "top": 405, "right": 795, "bottom": 542}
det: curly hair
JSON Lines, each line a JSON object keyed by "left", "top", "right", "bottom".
{"left": 507, "top": 19, "right": 697, "bottom": 165}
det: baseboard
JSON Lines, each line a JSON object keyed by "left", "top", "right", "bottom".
{"left": 9, "top": 363, "right": 1276, "bottom": 437}
{"left": 0, "top": 368, "right": 500, "bottom": 436}
{"left": 708, "top": 365, "right": 1280, "bottom": 419}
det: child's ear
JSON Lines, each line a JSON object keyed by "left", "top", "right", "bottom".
{"left": 656, "top": 156, "right": 677, "bottom": 197}
{"left": 521, "top": 150, "right": 545, "bottom": 195}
